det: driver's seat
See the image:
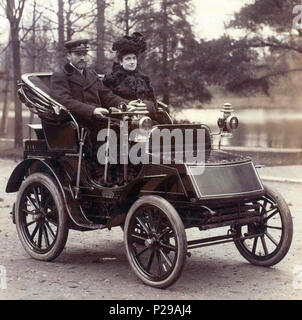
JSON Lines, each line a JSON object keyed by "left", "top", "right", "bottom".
{"left": 20, "top": 73, "right": 79, "bottom": 153}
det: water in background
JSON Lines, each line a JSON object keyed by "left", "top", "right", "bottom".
{"left": 174, "top": 108, "right": 302, "bottom": 149}
{"left": 1, "top": 108, "right": 302, "bottom": 149}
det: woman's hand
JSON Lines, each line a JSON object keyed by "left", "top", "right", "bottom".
{"left": 128, "top": 99, "right": 146, "bottom": 107}
{"left": 127, "top": 100, "right": 147, "bottom": 112}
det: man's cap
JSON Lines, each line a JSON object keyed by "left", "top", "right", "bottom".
{"left": 64, "top": 39, "right": 89, "bottom": 53}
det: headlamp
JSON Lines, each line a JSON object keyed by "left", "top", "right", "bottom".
{"left": 217, "top": 103, "right": 239, "bottom": 133}
{"left": 139, "top": 116, "right": 153, "bottom": 131}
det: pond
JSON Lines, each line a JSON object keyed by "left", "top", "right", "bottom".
{"left": 174, "top": 108, "right": 302, "bottom": 149}
{"left": 1, "top": 108, "right": 302, "bottom": 149}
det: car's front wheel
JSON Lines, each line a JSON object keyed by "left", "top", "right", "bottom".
{"left": 124, "top": 196, "right": 187, "bottom": 288}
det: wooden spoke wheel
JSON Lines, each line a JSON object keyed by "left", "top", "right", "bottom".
{"left": 234, "top": 185, "right": 293, "bottom": 267}
{"left": 124, "top": 196, "right": 187, "bottom": 288}
{"left": 15, "top": 173, "right": 69, "bottom": 261}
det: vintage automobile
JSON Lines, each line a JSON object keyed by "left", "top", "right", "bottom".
{"left": 6, "top": 73, "right": 293, "bottom": 289}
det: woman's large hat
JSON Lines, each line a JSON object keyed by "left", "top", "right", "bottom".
{"left": 112, "top": 32, "right": 146, "bottom": 55}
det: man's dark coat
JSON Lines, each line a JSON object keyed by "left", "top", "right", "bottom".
{"left": 50, "top": 63, "right": 123, "bottom": 122}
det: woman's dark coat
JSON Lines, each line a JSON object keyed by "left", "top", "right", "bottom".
{"left": 103, "top": 63, "right": 157, "bottom": 105}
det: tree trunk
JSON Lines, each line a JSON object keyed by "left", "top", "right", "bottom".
{"left": 125, "top": 0, "right": 130, "bottom": 35}
{"left": 31, "top": 0, "right": 37, "bottom": 72}
{"left": 66, "top": 0, "right": 73, "bottom": 41}
{"left": 11, "top": 30, "right": 23, "bottom": 148}
{"left": 57, "top": 0, "right": 65, "bottom": 66}
{"left": 0, "top": 77, "right": 10, "bottom": 137}
{"left": 4, "top": 0, "right": 25, "bottom": 147}
{"left": 0, "top": 42, "right": 11, "bottom": 136}
{"left": 29, "top": 0, "right": 37, "bottom": 137}
{"left": 96, "top": 0, "right": 106, "bottom": 73}
{"left": 161, "top": 0, "right": 169, "bottom": 105}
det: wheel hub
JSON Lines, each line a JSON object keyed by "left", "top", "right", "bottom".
{"left": 32, "top": 209, "right": 46, "bottom": 226}
{"left": 248, "top": 222, "right": 266, "bottom": 235}
{"left": 145, "top": 237, "right": 157, "bottom": 248}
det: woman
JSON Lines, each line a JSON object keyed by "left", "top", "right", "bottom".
{"left": 103, "top": 32, "right": 157, "bottom": 113}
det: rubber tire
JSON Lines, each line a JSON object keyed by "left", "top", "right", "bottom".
{"left": 15, "top": 173, "right": 69, "bottom": 261}
{"left": 234, "top": 184, "right": 293, "bottom": 267}
{"left": 124, "top": 195, "right": 187, "bottom": 288}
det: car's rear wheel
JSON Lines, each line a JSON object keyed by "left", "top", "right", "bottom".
{"left": 234, "top": 184, "right": 293, "bottom": 267}
{"left": 15, "top": 173, "right": 69, "bottom": 261}
{"left": 124, "top": 196, "right": 187, "bottom": 288}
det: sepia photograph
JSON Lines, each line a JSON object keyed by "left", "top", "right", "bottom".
{"left": 0, "top": 0, "right": 301, "bottom": 303}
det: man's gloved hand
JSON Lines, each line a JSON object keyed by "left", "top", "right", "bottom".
{"left": 109, "top": 107, "right": 121, "bottom": 113}
{"left": 93, "top": 107, "right": 109, "bottom": 119}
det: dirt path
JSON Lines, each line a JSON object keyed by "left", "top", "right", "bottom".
{"left": 1, "top": 158, "right": 302, "bottom": 300}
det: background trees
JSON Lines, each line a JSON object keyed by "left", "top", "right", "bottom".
{"left": 226, "top": 0, "right": 302, "bottom": 95}
{"left": 115, "top": 0, "right": 202, "bottom": 105}
{"left": 0, "top": 0, "right": 300, "bottom": 145}
{"left": 1, "top": 0, "right": 26, "bottom": 147}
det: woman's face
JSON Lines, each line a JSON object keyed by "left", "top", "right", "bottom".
{"left": 120, "top": 53, "right": 137, "bottom": 71}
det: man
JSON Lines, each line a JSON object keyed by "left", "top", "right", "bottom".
{"left": 51, "top": 39, "right": 134, "bottom": 184}
{"left": 50, "top": 39, "right": 128, "bottom": 132}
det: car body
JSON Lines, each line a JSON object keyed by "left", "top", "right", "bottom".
{"left": 5, "top": 73, "right": 293, "bottom": 288}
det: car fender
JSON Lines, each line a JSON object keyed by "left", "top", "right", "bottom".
{"left": 5, "top": 158, "right": 98, "bottom": 231}
{"left": 6, "top": 158, "right": 65, "bottom": 194}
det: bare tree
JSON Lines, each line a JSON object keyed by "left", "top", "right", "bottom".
{"left": 64, "top": 0, "right": 96, "bottom": 40}
{"left": 0, "top": 46, "right": 12, "bottom": 136}
{"left": 115, "top": 0, "right": 154, "bottom": 35}
{"left": 1, "top": 0, "right": 26, "bottom": 147}
{"left": 28, "top": 0, "right": 38, "bottom": 128}
{"left": 161, "top": 0, "right": 169, "bottom": 104}
{"left": 57, "top": 0, "right": 65, "bottom": 65}
{"left": 124, "top": 0, "right": 130, "bottom": 35}
{"left": 20, "top": 1, "right": 53, "bottom": 73}
{"left": 95, "top": 0, "right": 106, "bottom": 72}
{"left": 20, "top": 0, "right": 42, "bottom": 71}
